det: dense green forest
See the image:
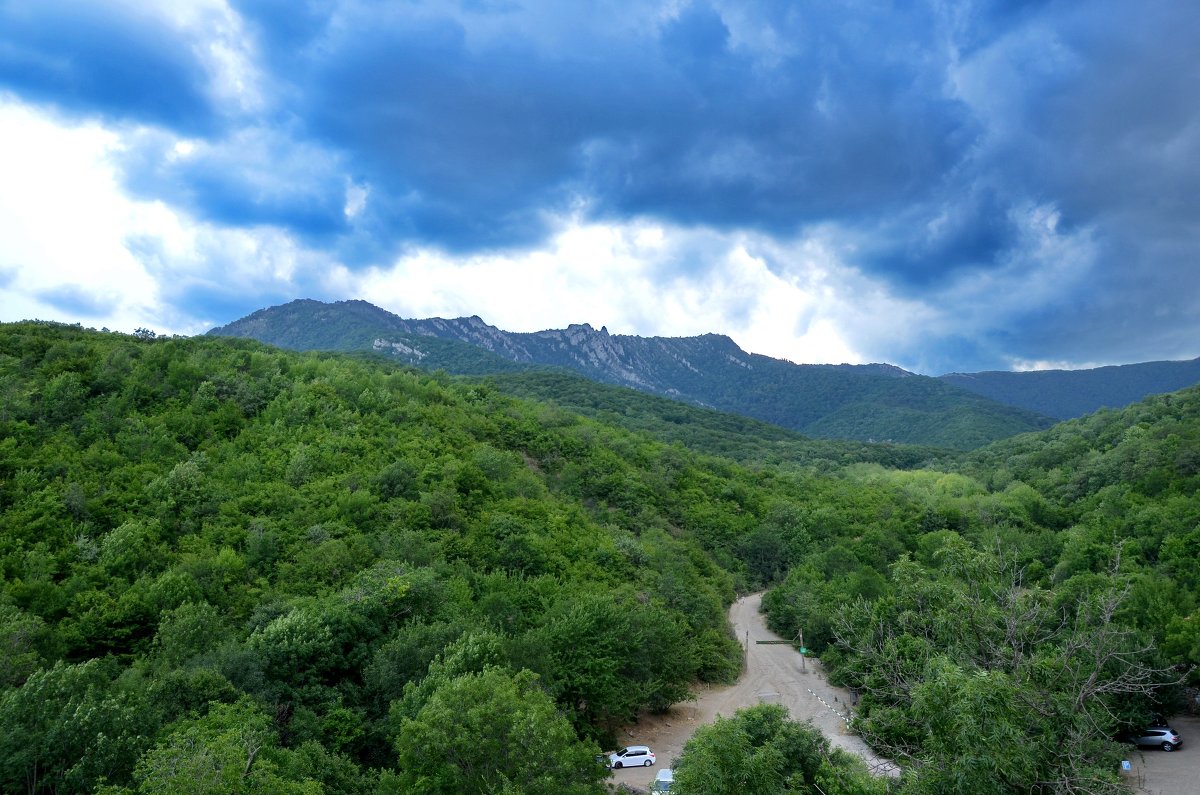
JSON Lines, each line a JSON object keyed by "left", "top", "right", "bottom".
{"left": 1, "top": 321, "right": 1195, "bottom": 794}
{"left": 479, "top": 370, "right": 953, "bottom": 471}
{"left": 762, "top": 388, "right": 1200, "bottom": 792}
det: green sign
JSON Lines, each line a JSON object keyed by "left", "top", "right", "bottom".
{"left": 799, "top": 647, "right": 807, "bottom": 654}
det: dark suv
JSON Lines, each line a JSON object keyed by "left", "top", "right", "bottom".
{"left": 1128, "top": 726, "right": 1182, "bottom": 752}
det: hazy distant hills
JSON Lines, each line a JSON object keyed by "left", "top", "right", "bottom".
{"left": 939, "top": 359, "right": 1200, "bottom": 420}
{"left": 209, "top": 299, "right": 1055, "bottom": 450}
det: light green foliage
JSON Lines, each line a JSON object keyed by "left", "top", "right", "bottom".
{"left": 678, "top": 715, "right": 785, "bottom": 795}
{"left": 147, "top": 456, "right": 218, "bottom": 534}
{"left": 0, "top": 603, "right": 46, "bottom": 685}
{"left": 247, "top": 604, "right": 340, "bottom": 702}
{"left": 0, "top": 658, "right": 153, "bottom": 794}
{"left": 830, "top": 547, "right": 1155, "bottom": 792}
{"left": 526, "top": 592, "right": 695, "bottom": 735}
{"left": 673, "top": 704, "right": 885, "bottom": 795}
{"left": 394, "top": 666, "right": 606, "bottom": 795}
{"left": 134, "top": 698, "right": 321, "bottom": 794}
{"left": 99, "top": 520, "right": 167, "bottom": 579}
{"left": 152, "top": 600, "right": 230, "bottom": 668}
{"left": 906, "top": 659, "right": 1035, "bottom": 793}
{"left": 391, "top": 631, "right": 509, "bottom": 723}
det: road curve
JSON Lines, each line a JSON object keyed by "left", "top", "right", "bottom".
{"left": 608, "top": 592, "right": 898, "bottom": 789}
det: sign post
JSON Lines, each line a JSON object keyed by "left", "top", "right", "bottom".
{"left": 754, "top": 628, "right": 807, "bottom": 672}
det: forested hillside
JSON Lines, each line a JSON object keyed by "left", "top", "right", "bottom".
{"left": 941, "top": 357, "right": 1200, "bottom": 419}
{"left": 0, "top": 321, "right": 776, "bottom": 794}
{"left": 761, "top": 385, "right": 1200, "bottom": 793}
{"left": 2, "top": 321, "right": 1193, "bottom": 794}
{"left": 480, "top": 370, "right": 952, "bottom": 471}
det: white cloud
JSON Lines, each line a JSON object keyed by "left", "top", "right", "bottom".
{"left": 0, "top": 97, "right": 307, "bottom": 337}
{"left": 0, "top": 98, "right": 163, "bottom": 331}
{"left": 0, "top": 94, "right": 1078, "bottom": 374}
{"left": 341, "top": 217, "right": 934, "bottom": 367}
{"left": 931, "top": 202, "right": 1098, "bottom": 334}
{"left": 1008, "top": 358, "right": 1111, "bottom": 372}
{"left": 344, "top": 183, "right": 369, "bottom": 219}
{"left": 948, "top": 21, "right": 1080, "bottom": 141}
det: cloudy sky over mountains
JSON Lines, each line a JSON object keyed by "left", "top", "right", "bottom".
{"left": 0, "top": 0, "right": 1196, "bottom": 374}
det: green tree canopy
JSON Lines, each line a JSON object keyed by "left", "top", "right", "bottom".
{"left": 672, "top": 703, "right": 885, "bottom": 795}
{"left": 394, "top": 666, "right": 606, "bottom": 795}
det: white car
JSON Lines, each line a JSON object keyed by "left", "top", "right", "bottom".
{"left": 609, "top": 745, "right": 656, "bottom": 769}
{"left": 650, "top": 768, "right": 674, "bottom": 792}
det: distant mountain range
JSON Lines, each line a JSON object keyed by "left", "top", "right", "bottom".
{"left": 206, "top": 299, "right": 1200, "bottom": 449}
{"left": 210, "top": 300, "right": 1060, "bottom": 449}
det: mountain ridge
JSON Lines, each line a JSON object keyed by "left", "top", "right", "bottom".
{"left": 939, "top": 358, "right": 1200, "bottom": 419}
{"left": 208, "top": 299, "right": 1052, "bottom": 450}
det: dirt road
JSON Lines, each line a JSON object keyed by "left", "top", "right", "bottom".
{"left": 608, "top": 592, "right": 898, "bottom": 790}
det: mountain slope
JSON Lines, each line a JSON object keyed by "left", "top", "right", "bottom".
{"left": 209, "top": 299, "right": 1054, "bottom": 449}
{"left": 963, "top": 382, "right": 1200, "bottom": 503}
{"left": 480, "top": 369, "right": 954, "bottom": 470}
{"left": 940, "top": 358, "right": 1200, "bottom": 419}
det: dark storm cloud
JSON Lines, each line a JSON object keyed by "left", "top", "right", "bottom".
{"left": 299, "top": 13, "right": 583, "bottom": 250}
{"left": 951, "top": 1, "right": 1200, "bottom": 366}
{"left": 0, "top": 2, "right": 217, "bottom": 133}
{"left": 118, "top": 128, "right": 352, "bottom": 243}
{"left": 580, "top": 3, "right": 972, "bottom": 236}
{"left": 0, "top": 1, "right": 1015, "bottom": 261}
{"left": 258, "top": 0, "right": 975, "bottom": 261}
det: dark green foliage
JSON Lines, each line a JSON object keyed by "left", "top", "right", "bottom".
{"left": 130, "top": 697, "right": 326, "bottom": 794}
{"left": 959, "top": 387, "right": 1200, "bottom": 676}
{"left": 0, "top": 658, "right": 154, "bottom": 794}
{"left": 941, "top": 357, "right": 1200, "bottom": 419}
{"left": 484, "top": 370, "right": 954, "bottom": 469}
{"left": 757, "top": 387, "right": 1200, "bottom": 791}
{"left": 824, "top": 547, "right": 1158, "bottom": 792}
{"left": 523, "top": 591, "right": 697, "bottom": 737}
{"left": 394, "top": 667, "right": 606, "bottom": 795}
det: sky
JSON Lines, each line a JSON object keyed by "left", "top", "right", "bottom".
{"left": 0, "top": 0, "right": 1197, "bottom": 375}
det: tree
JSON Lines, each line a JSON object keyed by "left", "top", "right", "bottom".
{"left": 0, "top": 658, "right": 152, "bottom": 794}
{"left": 672, "top": 704, "right": 885, "bottom": 795}
{"left": 829, "top": 545, "right": 1177, "bottom": 793}
{"left": 394, "top": 666, "right": 606, "bottom": 795}
{"left": 133, "top": 698, "right": 321, "bottom": 795}
{"left": 526, "top": 592, "right": 695, "bottom": 735}
{"left": 0, "top": 603, "right": 46, "bottom": 686}
{"left": 674, "top": 713, "right": 784, "bottom": 795}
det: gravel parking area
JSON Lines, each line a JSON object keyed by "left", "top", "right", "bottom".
{"left": 1128, "top": 715, "right": 1200, "bottom": 795}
